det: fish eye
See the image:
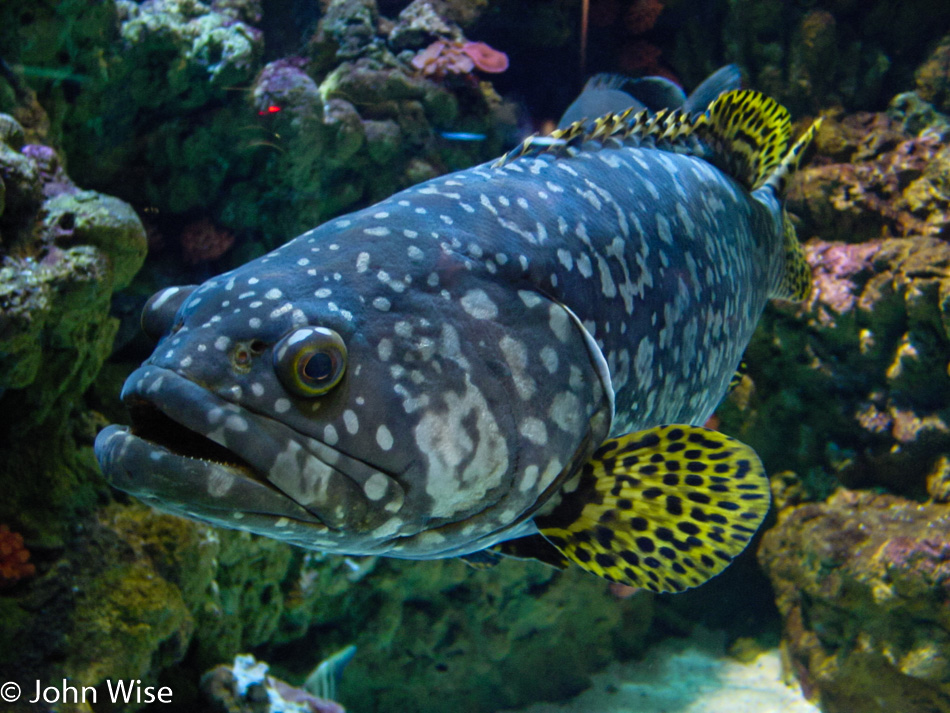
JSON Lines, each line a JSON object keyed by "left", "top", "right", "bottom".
{"left": 273, "top": 327, "right": 347, "bottom": 397}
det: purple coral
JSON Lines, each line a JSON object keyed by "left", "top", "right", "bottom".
{"left": 21, "top": 143, "right": 76, "bottom": 198}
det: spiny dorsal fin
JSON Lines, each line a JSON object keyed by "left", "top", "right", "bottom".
{"left": 493, "top": 89, "right": 798, "bottom": 194}
{"left": 694, "top": 90, "right": 791, "bottom": 190}
{"left": 493, "top": 106, "right": 698, "bottom": 168}
{"left": 535, "top": 424, "right": 770, "bottom": 594}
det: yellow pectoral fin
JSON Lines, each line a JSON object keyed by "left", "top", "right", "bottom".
{"left": 536, "top": 425, "right": 770, "bottom": 593}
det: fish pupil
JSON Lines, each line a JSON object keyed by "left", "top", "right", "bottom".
{"left": 304, "top": 352, "right": 333, "bottom": 381}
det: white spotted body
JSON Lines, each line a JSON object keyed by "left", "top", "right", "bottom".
{"left": 96, "top": 109, "right": 789, "bottom": 560}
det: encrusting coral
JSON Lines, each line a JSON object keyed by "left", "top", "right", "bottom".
{"left": 0, "top": 524, "right": 35, "bottom": 586}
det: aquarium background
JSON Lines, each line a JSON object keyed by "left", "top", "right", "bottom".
{"left": 1, "top": 0, "right": 950, "bottom": 711}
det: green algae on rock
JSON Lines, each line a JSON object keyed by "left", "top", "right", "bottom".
{"left": 759, "top": 489, "right": 950, "bottom": 713}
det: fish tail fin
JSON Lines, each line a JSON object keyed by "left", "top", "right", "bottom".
{"left": 536, "top": 425, "right": 770, "bottom": 594}
{"left": 695, "top": 89, "right": 792, "bottom": 191}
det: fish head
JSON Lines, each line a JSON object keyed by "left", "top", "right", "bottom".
{"left": 96, "top": 230, "right": 613, "bottom": 557}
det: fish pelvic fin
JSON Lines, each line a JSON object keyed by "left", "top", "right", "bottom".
{"left": 694, "top": 89, "right": 792, "bottom": 191}
{"left": 492, "top": 534, "right": 571, "bottom": 569}
{"left": 536, "top": 425, "right": 770, "bottom": 594}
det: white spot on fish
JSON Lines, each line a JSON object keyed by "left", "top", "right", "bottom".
{"left": 376, "top": 425, "right": 394, "bottom": 451}
{"left": 343, "top": 409, "right": 359, "bottom": 435}
{"left": 373, "top": 297, "right": 391, "bottom": 311}
{"left": 500, "top": 336, "right": 536, "bottom": 400}
{"left": 364, "top": 226, "right": 391, "bottom": 236}
{"left": 550, "top": 391, "right": 582, "bottom": 434}
{"left": 656, "top": 214, "right": 674, "bottom": 245}
{"left": 274, "top": 398, "right": 291, "bottom": 414}
{"left": 265, "top": 288, "right": 282, "bottom": 300}
{"left": 557, "top": 249, "right": 573, "bottom": 271}
{"left": 549, "top": 304, "right": 571, "bottom": 342}
{"left": 460, "top": 289, "right": 498, "bottom": 320}
{"left": 540, "top": 346, "right": 559, "bottom": 374}
{"left": 518, "top": 290, "right": 542, "bottom": 308}
{"left": 519, "top": 464, "right": 540, "bottom": 492}
{"left": 364, "top": 472, "right": 389, "bottom": 500}
{"left": 356, "top": 252, "right": 370, "bottom": 272}
{"left": 149, "top": 286, "right": 181, "bottom": 311}
{"left": 225, "top": 415, "right": 248, "bottom": 432}
{"left": 323, "top": 424, "right": 339, "bottom": 446}
{"left": 519, "top": 417, "right": 548, "bottom": 445}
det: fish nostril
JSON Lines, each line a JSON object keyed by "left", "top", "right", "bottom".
{"left": 250, "top": 339, "right": 267, "bottom": 354}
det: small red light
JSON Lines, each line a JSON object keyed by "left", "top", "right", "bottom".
{"left": 258, "top": 105, "right": 282, "bottom": 116}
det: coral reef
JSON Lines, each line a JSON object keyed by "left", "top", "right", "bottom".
{"left": 718, "top": 236, "right": 950, "bottom": 501}
{"left": 0, "top": 525, "right": 34, "bottom": 587}
{"left": 759, "top": 490, "right": 950, "bottom": 713}
{"left": 9, "top": 0, "right": 513, "bottom": 258}
{"left": 790, "top": 103, "right": 950, "bottom": 243}
{"left": 915, "top": 35, "right": 950, "bottom": 114}
{"left": 668, "top": 3, "right": 950, "bottom": 114}
{"left": 202, "top": 654, "right": 345, "bottom": 713}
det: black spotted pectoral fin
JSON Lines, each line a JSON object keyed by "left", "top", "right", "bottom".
{"left": 536, "top": 425, "right": 770, "bottom": 594}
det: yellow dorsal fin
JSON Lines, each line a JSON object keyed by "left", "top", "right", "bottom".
{"left": 762, "top": 117, "right": 823, "bottom": 198}
{"left": 694, "top": 90, "right": 792, "bottom": 190}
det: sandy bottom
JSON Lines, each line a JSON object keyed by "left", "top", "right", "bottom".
{"left": 500, "top": 629, "right": 820, "bottom": 713}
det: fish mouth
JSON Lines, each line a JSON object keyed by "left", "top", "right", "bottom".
{"left": 94, "top": 365, "right": 382, "bottom": 539}
{"left": 125, "top": 398, "right": 258, "bottom": 477}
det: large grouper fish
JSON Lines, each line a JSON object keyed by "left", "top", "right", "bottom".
{"left": 96, "top": 72, "right": 820, "bottom": 594}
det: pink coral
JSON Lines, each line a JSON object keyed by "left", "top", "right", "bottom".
{"left": 411, "top": 39, "right": 508, "bottom": 79}
{"left": 0, "top": 525, "right": 36, "bottom": 587}
{"left": 178, "top": 218, "right": 235, "bottom": 265}
{"left": 460, "top": 41, "right": 509, "bottom": 73}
